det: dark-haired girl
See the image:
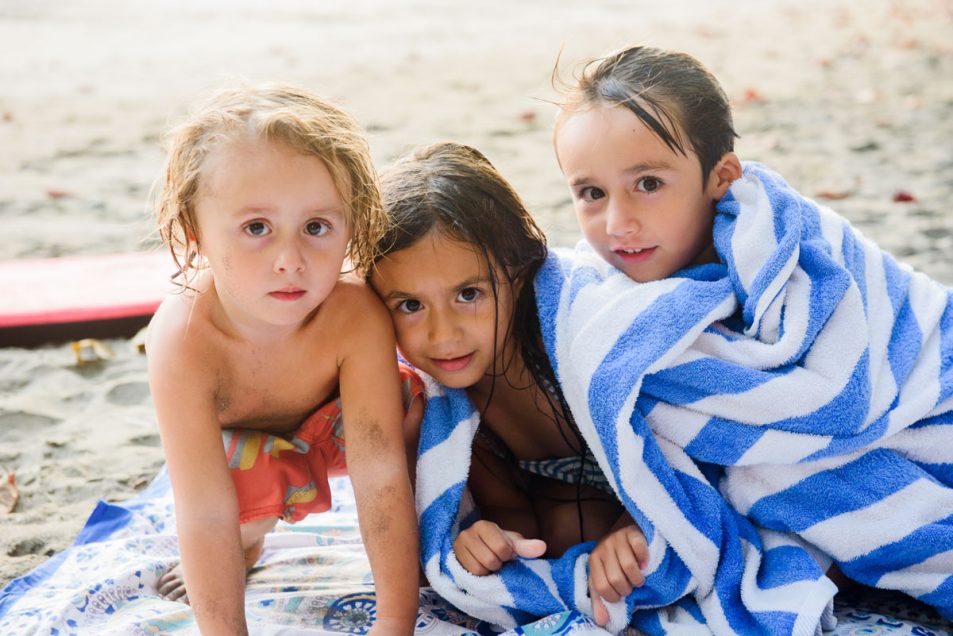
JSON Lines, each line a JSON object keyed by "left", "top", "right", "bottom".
{"left": 369, "top": 142, "right": 646, "bottom": 623}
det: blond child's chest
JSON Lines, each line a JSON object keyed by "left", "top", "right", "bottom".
{"left": 208, "top": 332, "right": 340, "bottom": 435}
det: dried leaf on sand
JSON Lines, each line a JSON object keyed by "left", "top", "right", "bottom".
{"left": 0, "top": 467, "right": 19, "bottom": 514}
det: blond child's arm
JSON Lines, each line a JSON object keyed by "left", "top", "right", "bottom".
{"left": 147, "top": 317, "right": 249, "bottom": 636}
{"left": 336, "top": 284, "right": 420, "bottom": 635}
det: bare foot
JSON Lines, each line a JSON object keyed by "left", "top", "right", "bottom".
{"left": 157, "top": 564, "right": 189, "bottom": 604}
{"left": 157, "top": 539, "right": 263, "bottom": 603}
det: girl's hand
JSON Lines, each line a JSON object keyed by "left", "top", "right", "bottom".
{"left": 588, "top": 523, "right": 648, "bottom": 625}
{"left": 453, "top": 520, "right": 547, "bottom": 575}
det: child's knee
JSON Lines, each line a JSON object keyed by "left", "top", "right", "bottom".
{"left": 239, "top": 516, "right": 278, "bottom": 549}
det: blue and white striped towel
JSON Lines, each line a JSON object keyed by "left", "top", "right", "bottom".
{"left": 416, "top": 375, "right": 836, "bottom": 632}
{"left": 535, "top": 162, "right": 953, "bottom": 619}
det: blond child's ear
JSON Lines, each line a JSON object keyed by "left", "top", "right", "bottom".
{"left": 183, "top": 221, "right": 199, "bottom": 249}
{"left": 707, "top": 152, "right": 743, "bottom": 200}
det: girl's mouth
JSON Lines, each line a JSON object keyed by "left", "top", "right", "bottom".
{"left": 432, "top": 353, "right": 474, "bottom": 372}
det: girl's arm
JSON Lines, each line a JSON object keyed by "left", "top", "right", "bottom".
{"left": 453, "top": 438, "right": 547, "bottom": 575}
{"left": 336, "top": 285, "right": 419, "bottom": 635}
{"left": 147, "top": 319, "right": 249, "bottom": 636}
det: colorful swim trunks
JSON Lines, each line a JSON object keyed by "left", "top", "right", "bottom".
{"left": 223, "top": 364, "right": 424, "bottom": 524}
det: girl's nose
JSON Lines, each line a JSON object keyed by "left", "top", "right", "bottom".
{"left": 605, "top": 198, "right": 640, "bottom": 237}
{"left": 427, "top": 308, "right": 459, "bottom": 343}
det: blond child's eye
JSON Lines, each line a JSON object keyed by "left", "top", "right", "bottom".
{"left": 305, "top": 220, "right": 330, "bottom": 236}
{"left": 637, "top": 177, "right": 662, "bottom": 193}
{"left": 579, "top": 186, "right": 605, "bottom": 202}
{"left": 396, "top": 299, "right": 423, "bottom": 314}
{"left": 244, "top": 221, "right": 269, "bottom": 236}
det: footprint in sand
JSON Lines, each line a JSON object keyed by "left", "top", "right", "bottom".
{"left": 105, "top": 381, "right": 150, "bottom": 406}
{"left": 6, "top": 537, "right": 47, "bottom": 558}
{"left": 0, "top": 411, "right": 59, "bottom": 431}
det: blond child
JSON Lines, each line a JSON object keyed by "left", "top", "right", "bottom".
{"left": 146, "top": 83, "right": 423, "bottom": 636}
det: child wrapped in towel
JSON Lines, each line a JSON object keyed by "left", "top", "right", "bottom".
{"left": 368, "top": 143, "right": 838, "bottom": 635}
{"left": 550, "top": 44, "right": 953, "bottom": 618}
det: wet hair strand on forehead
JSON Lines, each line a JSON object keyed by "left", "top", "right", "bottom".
{"left": 557, "top": 44, "right": 738, "bottom": 183}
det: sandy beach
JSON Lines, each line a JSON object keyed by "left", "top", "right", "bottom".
{"left": 2, "top": 0, "right": 952, "bottom": 588}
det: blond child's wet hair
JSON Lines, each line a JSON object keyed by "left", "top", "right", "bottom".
{"left": 154, "top": 82, "right": 385, "bottom": 284}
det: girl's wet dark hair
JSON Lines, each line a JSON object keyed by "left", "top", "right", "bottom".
{"left": 373, "top": 142, "right": 595, "bottom": 534}
{"left": 373, "top": 142, "right": 550, "bottom": 400}
{"left": 374, "top": 142, "right": 546, "bottom": 281}
{"left": 560, "top": 44, "right": 738, "bottom": 183}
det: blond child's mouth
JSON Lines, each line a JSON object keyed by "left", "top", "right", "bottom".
{"left": 269, "top": 289, "right": 306, "bottom": 301}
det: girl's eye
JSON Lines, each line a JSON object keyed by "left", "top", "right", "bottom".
{"left": 457, "top": 287, "right": 482, "bottom": 303}
{"left": 578, "top": 186, "right": 606, "bottom": 202}
{"left": 637, "top": 177, "right": 662, "bottom": 193}
{"left": 244, "top": 221, "right": 269, "bottom": 236}
{"left": 396, "top": 299, "right": 423, "bottom": 314}
{"left": 305, "top": 220, "right": 330, "bottom": 236}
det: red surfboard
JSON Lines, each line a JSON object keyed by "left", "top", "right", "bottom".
{"left": 0, "top": 251, "right": 173, "bottom": 347}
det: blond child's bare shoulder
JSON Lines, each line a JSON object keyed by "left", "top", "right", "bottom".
{"left": 145, "top": 276, "right": 220, "bottom": 382}
{"left": 315, "top": 274, "right": 395, "bottom": 355}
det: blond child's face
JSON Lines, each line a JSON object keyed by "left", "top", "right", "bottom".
{"left": 192, "top": 137, "right": 349, "bottom": 331}
{"left": 371, "top": 231, "right": 516, "bottom": 390}
{"left": 555, "top": 104, "right": 729, "bottom": 283}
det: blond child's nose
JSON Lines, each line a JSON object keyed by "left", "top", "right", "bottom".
{"left": 274, "top": 242, "right": 305, "bottom": 273}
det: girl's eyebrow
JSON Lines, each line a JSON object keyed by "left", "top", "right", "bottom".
{"left": 380, "top": 275, "right": 490, "bottom": 301}
{"left": 380, "top": 289, "right": 413, "bottom": 302}
{"left": 456, "top": 275, "right": 490, "bottom": 289}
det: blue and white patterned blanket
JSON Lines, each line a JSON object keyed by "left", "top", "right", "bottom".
{"left": 534, "top": 162, "right": 953, "bottom": 622}
{"left": 2, "top": 467, "right": 951, "bottom": 634}
{"left": 0, "top": 469, "right": 609, "bottom": 635}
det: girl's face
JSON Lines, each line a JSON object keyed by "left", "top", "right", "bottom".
{"left": 555, "top": 104, "right": 736, "bottom": 283}
{"left": 371, "top": 231, "right": 516, "bottom": 390}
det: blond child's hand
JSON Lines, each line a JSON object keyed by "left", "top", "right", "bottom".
{"left": 588, "top": 523, "right": 648, "bottom": 626}
{"left": 453, "top": 520, "right": 547, "bottom": 575}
